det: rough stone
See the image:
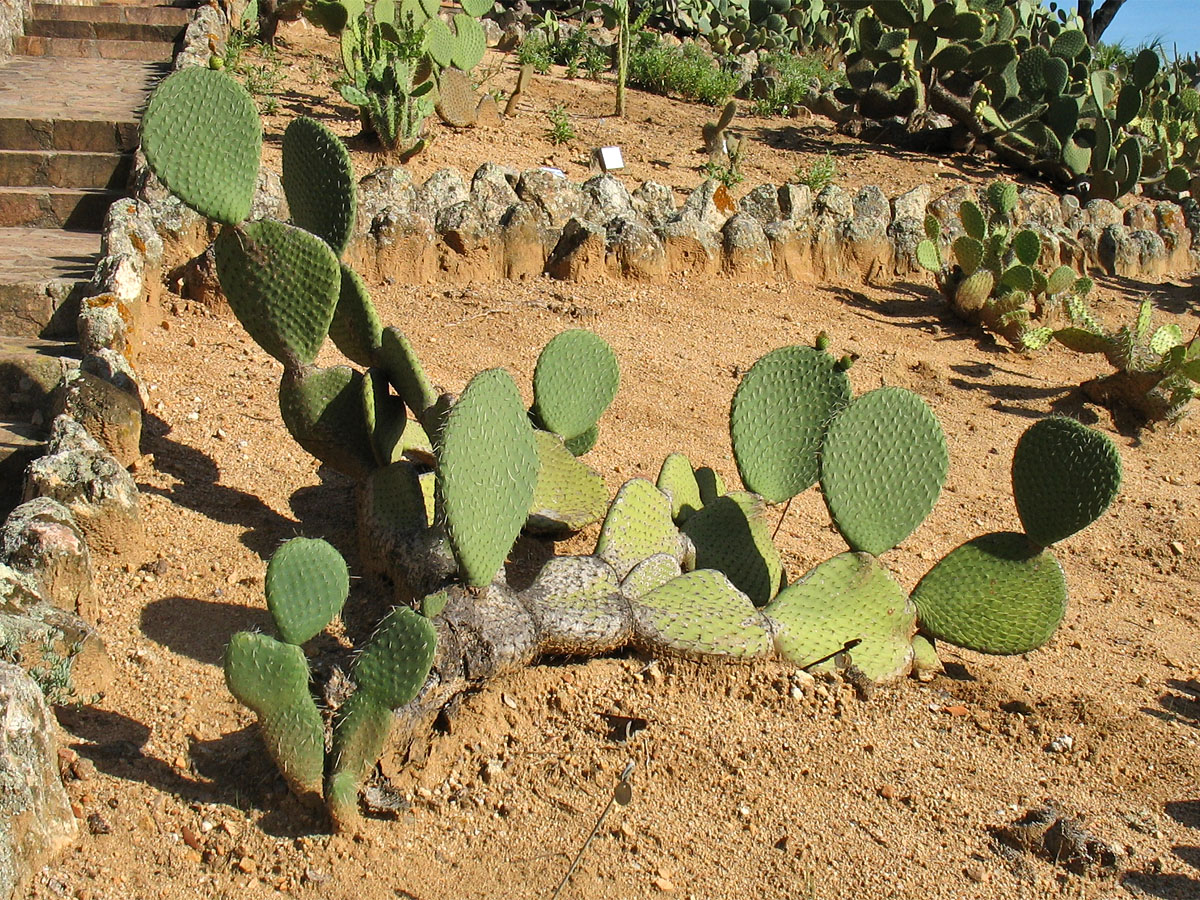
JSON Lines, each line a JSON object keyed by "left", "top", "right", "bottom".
{"left": 722, "top": 213, "right": 772, "bottom": 274}
{"left": 927, "top": 185, "right": 977, "bottom": 240}
{"left": 892, "top": 185, "right": 931, "bottom": 223}
{"left": 357, "top": 167, "right": 418, "bottom": 230}
{"left": 0, "top": 602, "right": 110, "bottom": 702}
{"left": 469, "top": 162, "right": 520, "bottom": 223}
{"left": 50, "top": 371, "right": 142, "bottom": 469}
{"left": 607, "top": 215, "right": 666, "bottom": 281}
{"left": 416, "top": 168, "right": 470, "bottom": 222}
{"left": 0, "top": 564, "right": 41, "bottom": 612}
{"left": 737, "top": 184, "right": 781, "bottom": 225}
{"left": 631, "top": 180, "right": 676, "bottom": 227}
{"left": 779, "top": 183, "right": 813, "bottom": 222}
{"left": 78, "top": 351, "right": 141, "bottom": 407}
{"left": 814, "top": 185, "right": 854, "bottom": 222}
{"left": 546, "top": 217, "right": 608, "bottom": 282}
{"left": 764, "top": 220, "right": 812, "bottom": 280}
{"left": 1019, "top": 189, "right": 1064, "bottom": 231}
{"left": 76, "top": 293, "right": 132, "bottom": 363}
{"left": 659, "top": 216, "right": 721, "bottom": 275}
{"left": 502, "top": 201, "right": 554, "bottom": 280}
{"left": 1125, "top": 201, "right": 1157, "bottom": 233}
{"left": 1085, "top": 199, "right": 1123, "bottom": 228}
{"left": 178, "top": 246, "right": 222, "bottom": 308}
{"left": 249, "top": 168, "right": 287, "bottom": 223}
{"left": 888, "top": 214, "right": 927, "bottom": 274}
{"left": 0, "top": 662, "right": 77, "bottom": 900}
{"left": 1, "top": 499, "right": 93, "bottom": 622}
{"left": 580, "top": 174, "right": 633, "bottom": 229}
{"left": 353, "top": 204, "right": 437, "bottom": 284}
{"left": 675, "top": 179, "right": 735, "bottom": 231}
{"left": 22, "top": 416, "right": 142, "bottom": 557}
{"left": 0, "top": 344, "right": 71, "bottom": 419}
{"left": 517, "top": 168, "right": 583, "bottom": 230}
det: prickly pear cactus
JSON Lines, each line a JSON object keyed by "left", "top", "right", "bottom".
{"left": 265, "top": 537, "right": 350, "bottom": 645}
{"left": 629, "top": 569, "right": 774, "bottom": 659}
{"left": 531, "top": 330, "right": 620, "bottom": 442}
{"left": 281, "top": 116, "right": 357, "bottom": 257}
{"left": 680, "top": 492, "right": 782, "bottom": 607}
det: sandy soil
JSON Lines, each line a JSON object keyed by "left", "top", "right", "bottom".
{"left": 26, "top": 20, "right": 1200, "bottom": 900}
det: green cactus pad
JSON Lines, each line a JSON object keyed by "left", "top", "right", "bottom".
{"left": 986, "top": 181, "right": 1018, "bottom": 217}
{"left": 378, "top": 327, "right": 439, "bottom": 419}
{"left": 435, "top": 67, "right": 479, "bottom": 127}
{"left": 327, "top": 691, "right": 392, "bottom": 831}
{"left": 630, "top": 569, "right": 774, "bottom": 660}
{"left": 438, "top": 369, "right": 539, "bottom": 587}
{"left": 362, "top": 462, "right": 434, "bottom": 535}
{"left": 621, "top": 553, "right": 683, "bottom": 601}
{"left": 1011, "top": 417, "right": 1121, "bottom": 547}
{"left": 820, "top": 387, "right": 947, "bottom": 556}
{"left": 279, "top": 365, "right": 377, "bottom": 480}
{"left": 695, "top": 466, "right": 726, "bottom": 504}
{"left": 730, "top": 345, "right": 852, "bottom": 503}
{"left": 1046, "top": 265, "right": 1077, "bottom": 295}
{"left": 595, "top": 478, "right": 688, "bottom": 580}
{"left": 959, "top": 200, "right": 986, "bottom": 240}
{"left": 460, "top": 0, "right": 492, "bottom": 15}
{"left": 681, "top": 492, "right": 782, "bottom": 607}
{"left": 911, "top": 532, "right": 1067, "bottom": 654}
{"left": 142, "top": 68, "right": 261, "bottom": 226}
{"left": 520, "top": 555, "right": 629, "bottom": 654}
{"left": 915, "top": 240, "right": 942, "bottom": 273}
{"left": 328, "top": 264, "right": 382, "bottom": 367}
{"left": 424, "top": 16, "right": 454, "bottom": 67}
{"left": 352, "top": 605, "right": 437, "bottom": 708}
{"left": 955, "top": 270, "right": 995, "bottom": 312}
{"left": 560, "top": 423, "right": 597, "bottom": 456}
{"left": 265, "top": 537, "right": 349, "bottom": 645}
{"left": 952, "top": 235, "right": 984, "bottom": 274}
{"left": 1012, "top": 230, "right": 1042, "bottom": 266}
{"left": 531, "top": 330, "right": 620, "bottom": 441}
{"left": 910, "top": 633, "right": 942, "bottom": 680}
{"left": 362, "top": 368, "right": 418, "bottom": 465}
{"left": 224, "top": 632, "right": 325, "bottom": 800}
{"left": 763, "top": 552, "right": 916, "bottom": 682}
{"left": 527, "top": 430, "right": 608, "bottom": 536}
{"left": 450, "top": 13, "right": 486, "bottom": 71}
{"left": 281, "top": 117, "right": 357, "bottom": 256}
{"left": 656, "top": 453, "right": 703, "bottom": 523}
{"left": 213, "top": 220, "right": 341, "bottom": 367}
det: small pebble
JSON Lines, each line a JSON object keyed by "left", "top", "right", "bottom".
{"left": 964, "top": 863, "right": 988, "bottom": 883}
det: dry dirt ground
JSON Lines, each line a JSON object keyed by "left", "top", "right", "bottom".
{"left": 26, "top": 21, "right": 1200, "bottom": 900}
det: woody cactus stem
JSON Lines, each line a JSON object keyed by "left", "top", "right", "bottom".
{"left": 615, "top": 0, "right": 629, "bottom": 117}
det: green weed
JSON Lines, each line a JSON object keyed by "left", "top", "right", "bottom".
{"left": 546, "top": 105, "right": 575, "bottom": 145}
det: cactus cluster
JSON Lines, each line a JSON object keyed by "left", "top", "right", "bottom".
{"left": 667, "top": 0, "right": 846, "bottom": 56}
{"left": 145, "top": 71, "right": 1124, "bottom": 832}
{"left": 916, "top": 179, "right": 1093, "bottom": 348}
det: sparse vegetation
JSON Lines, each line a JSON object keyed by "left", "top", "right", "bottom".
{"left": 545, "top": 104, "right": 575, "bottom": 144}
{"left": 793, "top": 151, "right": 836, "bottom": 193}
{"left": 627, "top": 34, "right": 742, "bottom": 106}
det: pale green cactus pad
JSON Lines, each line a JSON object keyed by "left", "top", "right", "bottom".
{"left": 362, "top": 368, "right": 423, "bottom": 466}
{"left": 329, "top": 265, "right": 382, "bottom": 367}
{"left": 142, "top": 68, "right": 261, "bottom": 226}
{"left": 450, "top": 13, "right": 486, "bottom": 70}
{"left": 656, "top": 453, "right": 703, "bottom": 523}
{"left": 595, "top": 478, "right": 688, "bottom": 579}
{"left": 527, "top": 431, "right": 608, "bottom": 536}
{"left": 279, "top": 365, "right": 377, "bottom": 480}
{"left": 911, "top": 531, "right": 1068, "bottom": 655}
{"left": 379, "top": 327, "right": 439, "bottom": 420}
{"left": 213, "top": 220, "right": 340, "bottom": 367}
{"left": 424, "top": 16, "right": 454, "bottom": 66}
{"left": 681, "top": 492, "right": 782, "bottom": 607}
{"left": 352, "top": 605, "right": 438, "bottom": 708}
{"left": 224, "top": 632, "right": 325, "bottom": 800}
{"left": 630, "top": 569, "right": 774, "bottom": 659}
{"left": 730, "top": 344, "right": 852, "bottom": 503}
{"left": 763, "top": 552, "right": 916, "bottom": 682}
{"left": 1011, "top": 417, "right": 1122, "bottom": 547}
{"left": 438, "top": 368, "right": 539, "bottom": 587}
{"left": 531, "top": 330, "right": 620, "bottom": 441}
{"left": 520, "top": 556, "right": 629, "bottom": 654}
{"left": 695, "top": 466, "right": 726, "bottom": 504}
{"left": 265, "top": 537, "right": 349, "bottom": 645}
{"left": 281, "top": 116, "right": 357, "bottom": 256}
{"left": 820, "top": 386, "right": 948, "bottom": 556}
{"left": 362, "top": 462, "right": 434, "bottom": 535}
{"left": 620, "top": 553, "right": 683, "bottom": 601}
{"left": 910, "top": 634, "right": 942, "bottom": 680}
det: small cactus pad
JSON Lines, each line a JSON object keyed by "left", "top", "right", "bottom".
{"left": 763, "top": 552, "right": 916, "bottom": 682}
{"left": 695, "top": 467, "right": 726, "bottom": 504}
{"left": 265, "top": 537, "right": 349, "bottom": 645}
{"left": 224, "top": 632, "right": 325, "bottom": 800}
{"left": 681, "top": 492, "right": 782, "bottom": 607}
{"left": 1011, "top": 417, "right": 1121, "bottom": 547}
{"left": 329, "top": 265, "right": 382, "bottom": 367}
{"left": 451, "top": 13, "right": 486, "bottom": 70}
{"left": 630, "top": 569, "right": 774, "bottom": 659}
{"left": 213, "top": 220, "right": 341, "bottom": 367}
{"left": 656, "top": 453, "right": 703, "bottom": 523}
{"left": 280, "top": 365, "right": 377, "bottom": 480}
{"left": 520, "top": 555, "right": 629, "bottom": 655}
{"left": 362, "top": 369, "right": 431, "bottom": 465}
{"left": 424, "top": 16, "right": 454, "bottom": 66}
{"left": 281, "top": 117, "right": 357, "bottom": 256}
{"left": 352, "top": 605, "right": 438, "bottom": 709}
{"left": 531, "top": 330, "right": 620, "bottom": 441}
{"left": 595, "top": 479, "right": 688, "bottom": 580}
{"left": 438, "top": 369, "right": 539, "bottom": 587}
{"left": 379, "top": 327, "right": 439, "bottom": 419}
{"left": 142, "top": 68, "right": 261, "bottom": 226}
{"left": 362, "top": 462, "right": 435, "bottom": 536}
{"left": 564, "top": 423, "right": 599, "bottom": 456}
{"left": 911, "top": 532, "right": 1067, "bottom": 655}
{"left": 435, "top": 67, "right": 479, "bottom": 128}
{"left": 621, "top": 553, "right": 683, "bottom": 601}
{"left": 820, "top": 387, "right": 948, "bottom": 556}
{"left": 730, "top": 345, "right": 852, "bottom": 503}
{"left": 910, "top": 634, "right": 942, "bottom": 681}
{"left": 527, "top": 431, "right": 608, "bottom": 536}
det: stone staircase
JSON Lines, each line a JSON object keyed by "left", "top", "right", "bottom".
{"left": 0, "top": 0, "right": 190, "bottom": 513}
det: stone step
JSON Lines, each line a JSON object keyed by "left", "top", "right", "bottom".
{"left": 0, "top": 418, "right": 46, "bottom": 512}
{"left": 0, "top": 150, "right": 132, "bottom": 189}
{"left": 0, "top": 336, "right": 78, "bottom": 417}
{"left": 14, "top": 35, "right": 176, "bottom": 61}
{"left": 0, "top": 186, "right": 120, "bottom": 229}
{"left": 0, "top": 228, "right": 100, "bottom": 339}
{"left": 0, "top": 117, "right": 141, "bottom": 153}
{"left": 31, "top": 3, "right": 192, "bottom": 26}
{"left": 25, "top": 19, "right": 185, "bottom": 43}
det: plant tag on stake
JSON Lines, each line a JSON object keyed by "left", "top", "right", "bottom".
{"left": 593, "top": 146, "right": 625, "bottom": 172}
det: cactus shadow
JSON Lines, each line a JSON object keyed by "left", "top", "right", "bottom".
{"left": 1142, "top": 679, "right": 1200, "bottom": 730}
{"left": 946, "top": 362, "right": 1081, "bottom": 421}
{"left": 1095, "top": 273, "right": 1200, "bottom": 316}
{"left": 1166, "top": 799, "right": 1200, "bottom": 828}
{"left": 821, "top": 284, "right": 991, "bottom": 345}
{"left": 140, "top": 594, "right": 272, "bottom": 666}
{"left": 1120, "top": 870, "right": 1200, "bottom": 898}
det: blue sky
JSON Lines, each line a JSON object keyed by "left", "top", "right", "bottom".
{"left": 1095, "top": 0, "right": 1200, "bottom": 57}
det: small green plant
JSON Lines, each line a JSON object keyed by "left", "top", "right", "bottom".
{"left": 794, "top": 151, "right": 836, "bottom": 193}
{"left": 701, "top": 159, "right": 743, "bottom": 189}
{"left": 752, "top": 50, "right": 845, "bottom": 117}
{"left": 546, "top": 105, "right": 575, "bottom": 145}
{"left": 1047, "top": 299, "right": 1200, "bottom": 423}
{"left": 516, "top": 33, "right": 553, "bottom": 75}
{"left": 627, "top": 34, "right": 741, "bottom": 106}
